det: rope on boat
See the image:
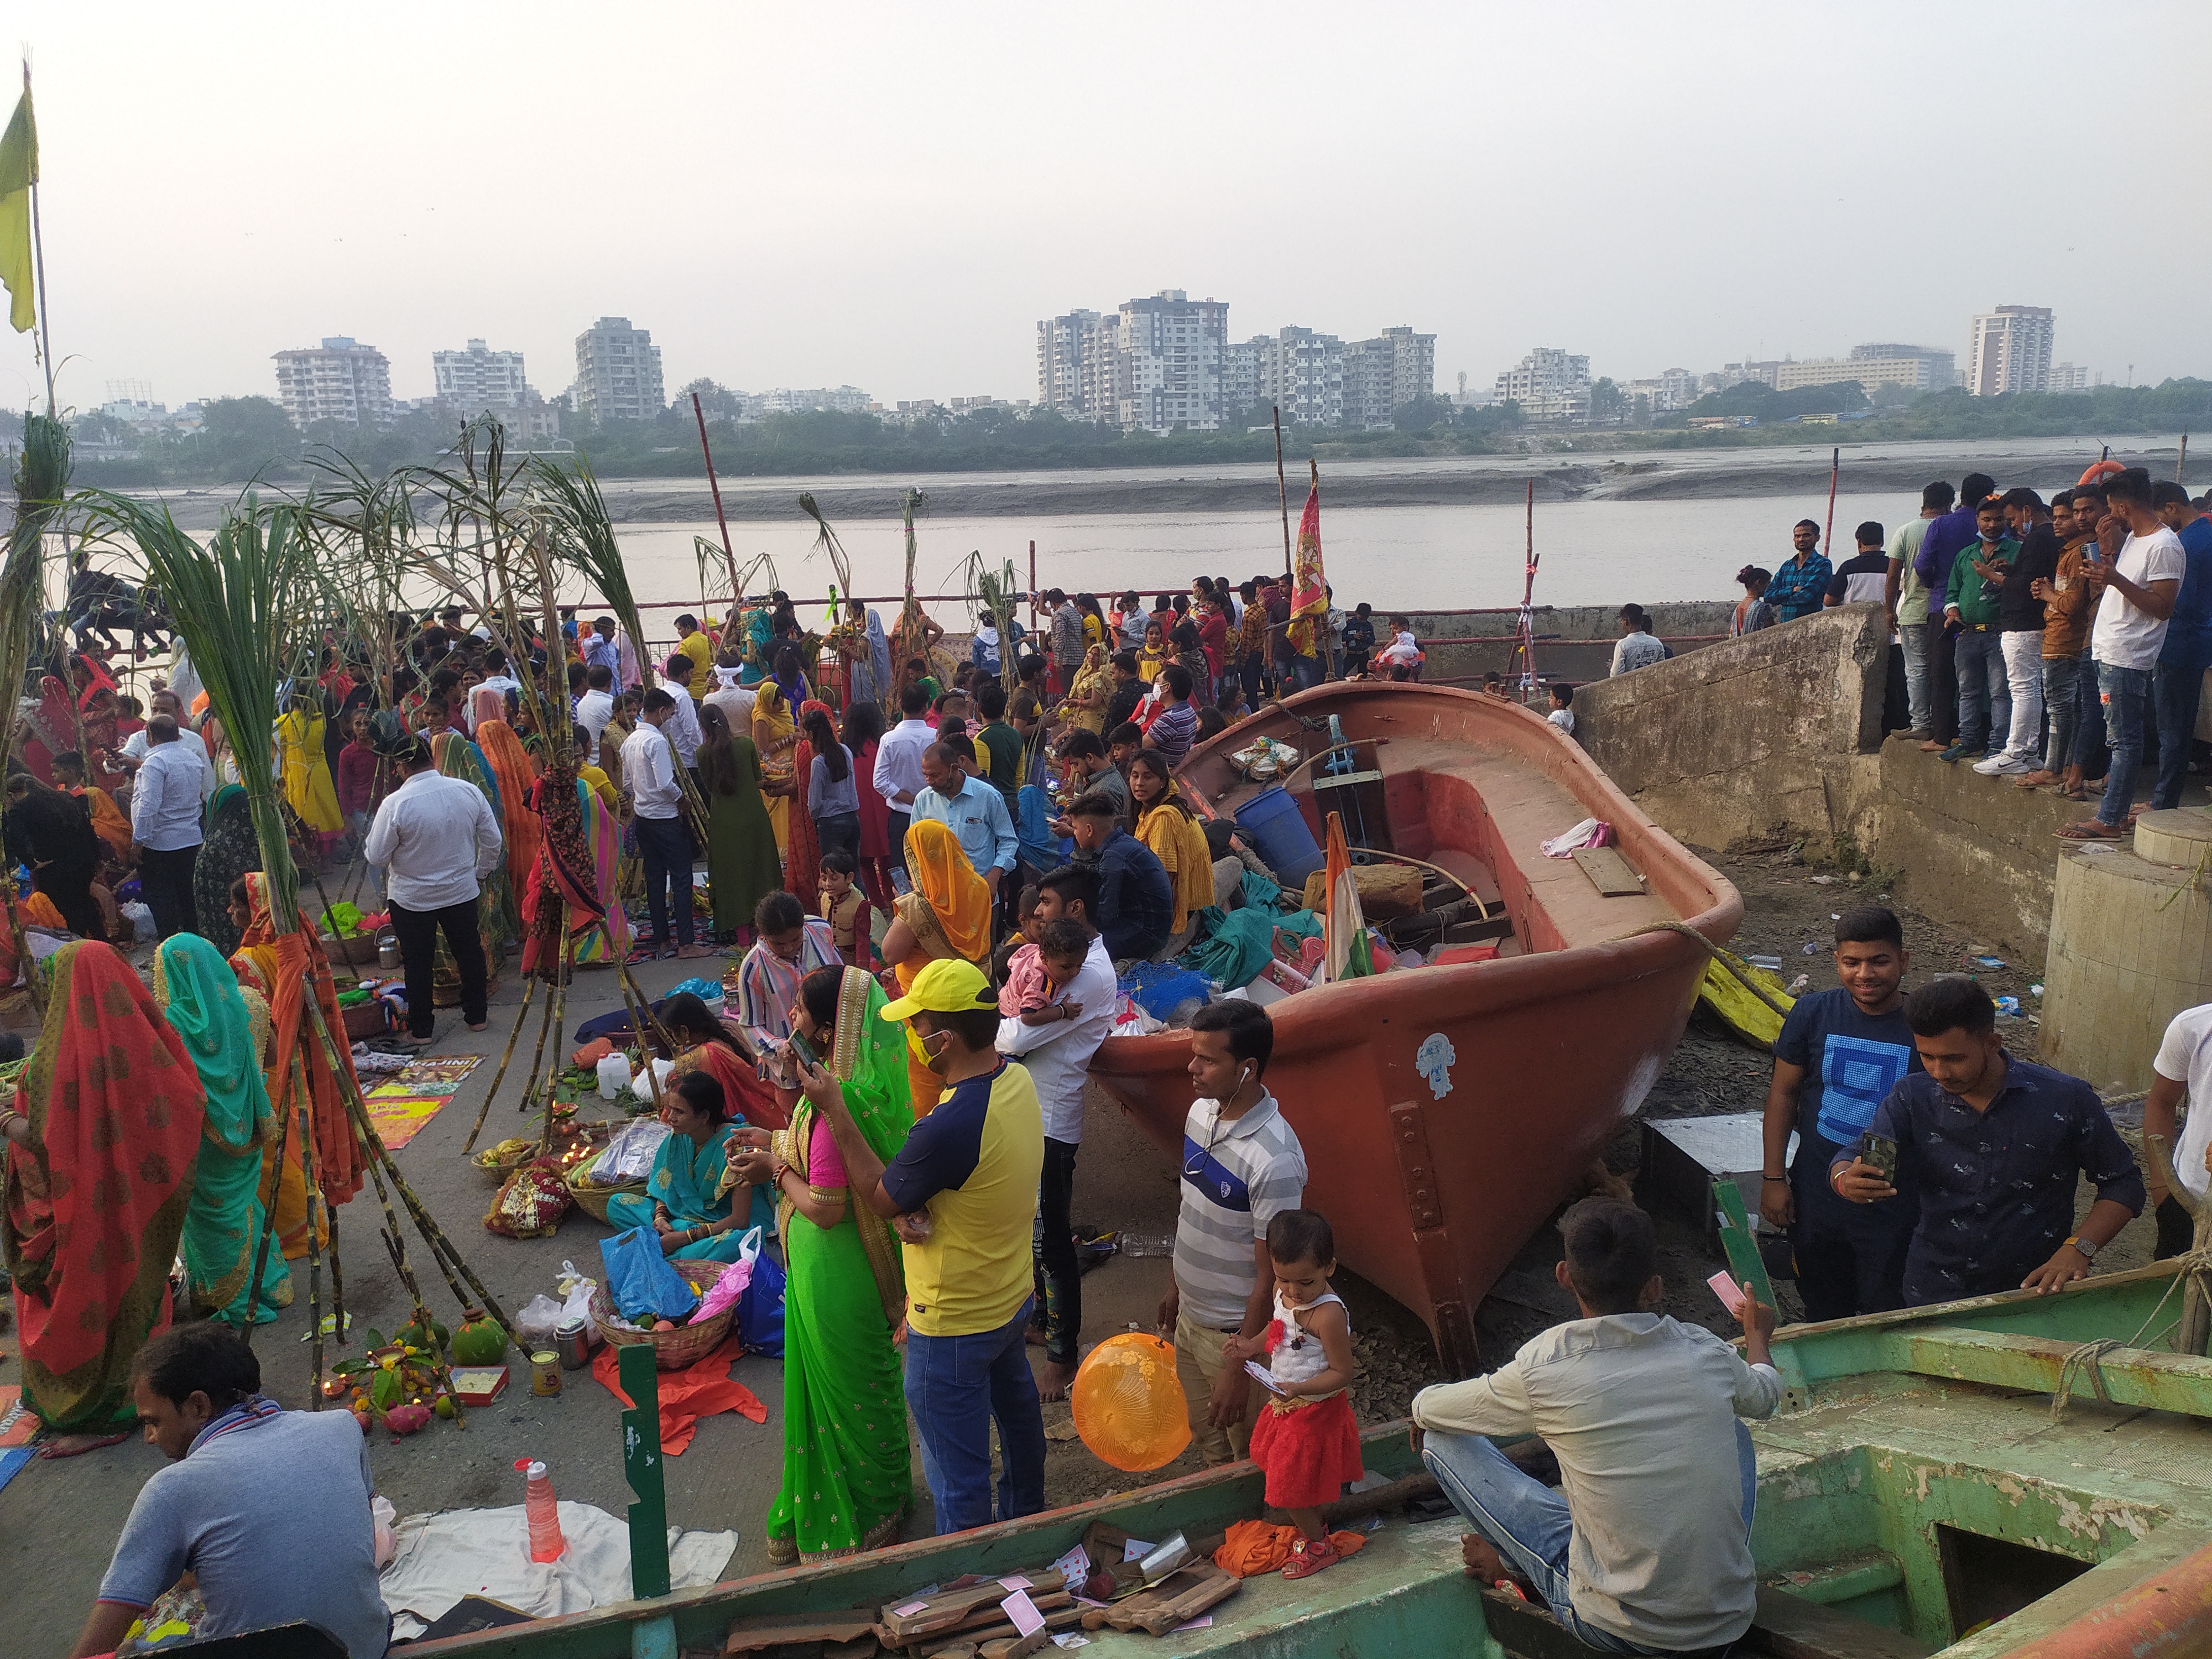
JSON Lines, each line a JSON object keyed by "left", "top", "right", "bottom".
{"left": 2049, "top": 1245, "right": 2212, "bottom": 1421}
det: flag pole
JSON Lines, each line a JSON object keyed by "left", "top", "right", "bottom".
{"left": 23, "top": 61, "right": 52, "bottom": 419}
{"left": 689, "top": 392, "right": 743, "bottom": 611}
{"left": 1273, "top": 405, "right": 1293, "bottom": 585}
{"left": 1821, "top": 445, "right": 1839, "bottom": 567}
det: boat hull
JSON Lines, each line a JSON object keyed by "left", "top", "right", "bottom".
{"left": 1089, "top": 680, "right": 1741, "bottom": 1375}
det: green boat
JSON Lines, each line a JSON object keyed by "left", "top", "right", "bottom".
{"left": 407, "top": 1261, "right": 2212, "bottom": 1659}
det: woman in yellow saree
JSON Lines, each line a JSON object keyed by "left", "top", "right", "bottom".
{"left": 753, "top": 681, "right": 799, "bottom": 857}
{"left": 879, "top": 818, "right": 992, "bottom": 1114}
{"left": 276, "top": 694, "right": 346, "bottom": 857}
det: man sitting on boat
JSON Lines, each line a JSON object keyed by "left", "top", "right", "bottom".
{"left": 1411, "top": 1198, "right": 1781, "bottom": 1658}
{"left": 1830, "top": 977, "right": 2143, "bottom": 1303}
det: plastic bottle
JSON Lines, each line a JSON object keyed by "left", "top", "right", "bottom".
{"left": 515, "top": 1458, "right": 565, "bottom": 1562}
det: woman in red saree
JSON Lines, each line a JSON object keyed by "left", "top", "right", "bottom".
{"left": 782, "top": 698, "right": 833, "bottom": 915}
{"left": 474, "top": 702, "right": 544, "bottom": 901}
{"left": 1, "top": 941, "right": 206, "bottom": 1441}
{"left": 231, "top": 873, "right": 366, "bottom": 1255}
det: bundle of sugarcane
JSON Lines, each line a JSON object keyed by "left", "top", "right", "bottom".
{"left": 0, "top": 414, "right": 71, "bottom": 1009}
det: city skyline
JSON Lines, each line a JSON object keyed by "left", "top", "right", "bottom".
{"left": 4, "top": 3, "right": 2204, "bottom": 420}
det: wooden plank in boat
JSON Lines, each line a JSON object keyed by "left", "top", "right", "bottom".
{"left": 1571, "top": 847, "right": 1646, "bottom": 896}
{"left": 1744, "top": 1587, "right": 1937, "bottom": 1659}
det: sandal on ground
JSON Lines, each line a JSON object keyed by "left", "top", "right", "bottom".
{"left": 1282, "top": 1535, "right": 1340, "bottom": 1579}
{"left": 2054, "top": 821, "right": 2127, "bottom": 841}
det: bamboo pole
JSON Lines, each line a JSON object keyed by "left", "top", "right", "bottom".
{"left": 297, "top": 1089, "right": 326, "bottom": 1404}
{"left": 1822, "top": 446, "right": 1840, "bottom": 572}
{"left": 376, "top": 1225, "right": 467, "bottom": 1431}
{"left": 2180, "top": 434, "right": 2189, "bottom": 486}
{"left": 1273, "top": 406, "right": 1293, "bottom": 586}
{"left": 24, "top": 61, "right": 55, "bottom": 421}
{"left": 534, "top": 929, "right": 577, "bottom": 1156}
{"left": 691, "top": 393, "right": 744, "bottom": 613}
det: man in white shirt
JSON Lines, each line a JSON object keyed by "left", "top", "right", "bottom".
{"left": 1608, "top": 606, "right": 1668, "bottom": 677}
{"left": 1412, "top": 1199, "right": 1780, "bottom": 1656}
{"left": 659, "top": 653, "right": 704, "bottom": 775}
{"left": 575, "top": 664, "right": 618, "bottom": 758}
{"left": 469, "top": 648, "right": 521, "bottom": 733}
{"left": 702, "top": 659, "right": 756, "bottom": 734}
{"left": 363, "top": 737, "right": 504, "bottom": 1045}
{"left": 118, "top": 690, "right": 215, "bottom": 803}
{"left": 872, "top": 683, "right": 935, "bottom": 893}
{"left": 129, "top": 716, "right": 207, "bottom": 940}
{"left": 998, "top": 872, "right": 1117, "bottom": 1400}
{"left": 620, "top": 690, "right": 706, "bottom": 959}
{"left": 2146, "top": 1000, "right": 2212, "bottom": 1262}
{"left": 2067, "top": 467, "right": 2185, "bottom": 840}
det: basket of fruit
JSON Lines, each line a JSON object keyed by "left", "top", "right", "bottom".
{"left": 589, "top": 1258, "right": 737, "bottom": 1369}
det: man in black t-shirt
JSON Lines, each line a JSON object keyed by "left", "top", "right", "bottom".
{"left": 1823, "top": 522, "right": 1891, "bottom": 609}
{"left": 1104, "top": 650, "right": 1146, "bottom": 732}
{"left": 1976, "top": 487, "right": 2059, "bottom": 777}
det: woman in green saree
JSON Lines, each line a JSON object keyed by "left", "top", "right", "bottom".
{"left": 730, "top": 964, "right": 914, "bottom": 1563}
{"left": 152, "top": 933, "right": 293, "bottom": 1326}
{"left": 605, "top": 1071, "right": 753, "bottom": 1262}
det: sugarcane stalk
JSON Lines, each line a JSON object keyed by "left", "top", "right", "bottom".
{"left": 243, "top": 1065, "right": 298, "bottom": 1348}
{"left": 534, "top": 926, "right": 576, "bottom": 1157}
{"left": 303, "top": 860, "right": 361, "bottom": 987}
{"left": 294, "top": 980, "right": 517, "bottom": 1340}
{"left": 517, "top": 940, "right": 561, "bottom": 1128}
{"left": 461, "top": 971, "right": 538, "bottom": 1154}
{"left": 298, "top": 1091, "right": 326, "bottom": 1405}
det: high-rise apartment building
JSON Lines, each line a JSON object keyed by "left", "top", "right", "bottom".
{"left": 1495, "top": 348, "right": 1591, "bottom": 423}
{"left": 1036, "top": 310, "right": 1121, "bottom": 423}
{"left": 572, "top": 317, "right": 666, "bottom": 424}
{"left": 1965, "top": 306, "right": 2054, "bottom": 397}
{"left": 272, "top": 336, "right": 394, "bottom": 427}
{"left": 1223, "top": 337, "right": 1269, "bottom": 424}
{"left": 2052, "top": 362, "right": 2095, "bottom": 392}
{"left": 432, "top": 339, "right": 531, "bottom": 410}
{"left": 1343, "top": 326, "right": 1436, "bottom": 428}
{"left": 1115, "top": 291, "right": 1228, "bottom": 434}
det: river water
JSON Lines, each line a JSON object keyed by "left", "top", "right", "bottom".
{"left": 611, "top": 491, "right": 1925, "bottom": 614}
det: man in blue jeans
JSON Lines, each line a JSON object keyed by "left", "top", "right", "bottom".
{"left": 2148, "top": 482, "right": 2212, "bottom": 811}
{"left": 1411, "top": 1200, "right": 1781, "bottom": 1656}
{"left": 2063, "top": 468, "right": 2185, "bottom": 841}
{"left": 800, "top": 958, "right": 1048, "bottom": 1532}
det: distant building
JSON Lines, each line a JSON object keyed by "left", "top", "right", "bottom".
{"left": 1495, "top": 348, "right": 1591, "bottom": 424}
{"left": 433, "top": 339, "right": 531, "bottom": 410}
{"left": 1713, "top": 360, "right": 1782, "bottom": 392}
{"left": 1620, "top": 368, "right": 1697, "bottom": 417}
{"left": 573, "top": 317, "right": 665, "bottom": 424}
{"left": 1036, "top": 310, "right": 1120, "bottom": 424}
{"left": 1771, "top": 346, "right": 1953, "bottom": 394}
{"left": 2051, "top": 362, "right": 2095, "bottom": 392}
{"left": 750, "top": 385, "right": 873, "bottom": 418}
{"left": 1343, "top": 326, "right": 1436, "bottom": 429}
{"left": 1115, "top": 291, "right": 1228, "bottom": 434}
{"left": 273, "top": 336, "right": 394, "bottom": 428}
{"left": 1965, "top": 306, "right": 2055, "bottom": 396}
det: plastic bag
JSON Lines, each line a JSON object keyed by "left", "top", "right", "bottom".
{"left": 630, "top": 1056, "right": 674, "bottom": 1104}
{"left": 515, "top": 1293, "right": 564, "bottom": 1353}
{"left": 588, "top": 1118, "right": 668, "bottom": 1185}
{"left": 600, "top": 1227, "right": 701, "bottom": 1324}
{"left": 371, "top": 1496, "right": 397, "bottom": 1569}
{"left": 738, "top": 1228, "right": 785, "bottom": 1356}
{"left": 559, "top": 1271, "right": 598, "bottom": 1331}
{"left": 692, "top": 1227, "right": 759, "bottom": 1324}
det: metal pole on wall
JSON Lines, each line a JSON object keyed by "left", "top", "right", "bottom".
{"left": 1274, "top": 405, "right": 1293, "bottom": 584}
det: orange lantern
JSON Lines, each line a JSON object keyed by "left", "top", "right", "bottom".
{"left": 1071, "top": 1333, "right": 1190, "bottom": 1473}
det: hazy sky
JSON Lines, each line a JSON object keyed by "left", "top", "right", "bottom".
{"left": 9, "top": 1, "right": 2208, "bottom": 415}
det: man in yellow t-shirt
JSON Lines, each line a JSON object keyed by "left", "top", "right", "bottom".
{"left": 673, "top": 613, "right": 715, "bottom": 701}
{"left": 793, "top": 958, "right": 1046, "bottom": 1532}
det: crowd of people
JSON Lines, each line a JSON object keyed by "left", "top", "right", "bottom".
{"left": 9, "top": 531, "right": 2209, "bottom": 1658}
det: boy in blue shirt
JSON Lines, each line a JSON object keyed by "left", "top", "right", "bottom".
{"left": 1759, "top": 906, "right": 1919, "bottom": 1322}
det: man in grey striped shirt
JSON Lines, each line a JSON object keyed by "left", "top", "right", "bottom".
{"left": 1155, "top": 1001, "right": 1306, "bottom": 1465}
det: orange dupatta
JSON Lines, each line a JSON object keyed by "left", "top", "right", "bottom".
{"left": 476, "top": 717, "right": 544, "bottom": 893}
{"left": 890, "top": 819, "right": 994, "bottom": 1114}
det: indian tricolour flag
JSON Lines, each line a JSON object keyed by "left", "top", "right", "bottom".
{"left": 1321, "top": 810, "right": 1373, "bottom": 983}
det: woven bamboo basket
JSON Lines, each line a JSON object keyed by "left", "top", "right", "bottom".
{"left": 589, "top": 1258, "right": 736, "bottom": 1369}
{"left": 565, "top": 1162, "right": 647, "bottom": 1225}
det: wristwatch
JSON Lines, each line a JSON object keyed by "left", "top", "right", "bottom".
{"left": 2065, "top": 1234, "right": 2099, "bottom": 1260}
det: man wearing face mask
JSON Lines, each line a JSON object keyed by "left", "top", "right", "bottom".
{"left": 791, "top": 957, "right": 1048, "bottom": 1532}
{"left": 1156, "top": 999, "right": 1307, "bottom": 1466}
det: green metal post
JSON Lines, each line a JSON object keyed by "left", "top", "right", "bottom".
{"left": 1713, "top": 1178, "right": 1778, "bottom": 1317}
{"left": 618, "top": 1344, "right": 672, "bottom": 1600}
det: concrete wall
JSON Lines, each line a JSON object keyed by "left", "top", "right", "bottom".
{"left": 1865, "top": 733, "right": 2080, "bottom": 961}
{"left": 1408, "top": 602, "right": 1736, "bottom": 689}
{"left": 1568, "top": 603, "right": 1891, "bottom": 854}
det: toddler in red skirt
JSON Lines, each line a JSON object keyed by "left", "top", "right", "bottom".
{"left": 1225, "top": 1208, "right": 1364, "bottom": 1579}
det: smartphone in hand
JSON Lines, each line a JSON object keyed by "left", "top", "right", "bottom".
{"left": 1863, "top": 1134, "right": 1898, "bottom": 1185}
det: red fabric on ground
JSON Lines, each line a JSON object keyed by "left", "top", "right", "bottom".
{"left": 590, "top": 1334, "right": 765, "bottom": 1454}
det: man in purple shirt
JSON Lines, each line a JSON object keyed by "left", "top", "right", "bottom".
{"left": 1913, "top": 472, "right": 1996, "bottom": 751}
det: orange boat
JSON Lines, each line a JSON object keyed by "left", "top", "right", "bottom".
{"left": 1087, "top": 680, "right": 1741, "bottom": 1375}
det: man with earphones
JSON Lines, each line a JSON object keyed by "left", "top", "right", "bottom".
{"left": 1156, "top": 1000, "right": 1307, "bottom": 1466}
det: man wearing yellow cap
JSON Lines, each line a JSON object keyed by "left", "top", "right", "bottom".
{"left": 794, "top": 957, "right": 1048, "bottom": 1532}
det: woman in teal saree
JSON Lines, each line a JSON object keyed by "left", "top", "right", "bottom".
{"left": 729, "top": 964, "right": 914, "bottom": 1563}
{"left": 151, "top": 933, "right": 293, "bottom": 1326}
{"left": 606, "top": 1071, "right": 753, "bottom": 1262}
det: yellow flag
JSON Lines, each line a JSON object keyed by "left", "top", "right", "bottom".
{"left": 0, "top": 88, "right": 36, "bottom": 333}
